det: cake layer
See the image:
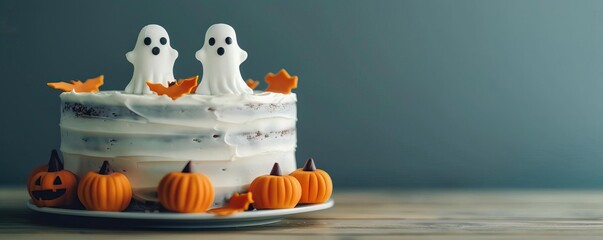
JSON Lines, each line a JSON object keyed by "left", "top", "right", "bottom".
{"left": 60, "top": 91, "right": 296, "bottom": 126}
{"left": 59, "top": 91, "right": 298, "bottom": 206}
{"left": 60, "top": 91, "right": 297, "bottom": 160}
{"left": 60, "top": 118, "right": 296, "bottom": 159}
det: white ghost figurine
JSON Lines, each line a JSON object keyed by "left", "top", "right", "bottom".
{"left": 124, "top": 24, "right": 179, "bottom": 94}
{"left": 195, "top": 23, "right": 253, "bottom": 95}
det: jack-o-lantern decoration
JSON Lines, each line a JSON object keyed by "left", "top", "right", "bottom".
{"left": 289, "top": 158, "right": 333, "bottom": 204}
{"left": 77, "top": 161, "right": 132, "bottom": 211}
{"left": 27, "top": 149, "right": 78, "bottom": 207}
{"left": 27, "top": 153, "right": 64, "bottom": 189}
{"left": 248, "top": 162, "right": 302, "bottom": 209}
{"left": 27, "top": 165, "right": 49, "bottom": 200}
{"left": 157, "top": 161, "right": 215, "bottom": 213}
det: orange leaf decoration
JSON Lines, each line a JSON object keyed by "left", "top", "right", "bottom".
{"left": 246, "top": 79, "right": 260, "bottom": 90}
{"left": 207, "top": 192, "right": 254, "bottom": 216}
{"left": 47, "top": 75, "right": 104, "bottom": 93}
{"left": 264, "top": 69, "right": 298, "bottom": 94}
{"left": 147, "top": 76, "right": 198, "bottom": 100}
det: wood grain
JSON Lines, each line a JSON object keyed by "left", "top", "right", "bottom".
{"left": 5, "top": 187, "right": 603, "bottom": 239}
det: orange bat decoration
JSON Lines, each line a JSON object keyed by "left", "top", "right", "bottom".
{"left": 207, "top": 192, "right": 254, "bottom": 216}
{"left": 47, "top": 75, "right": 104, "bottom": 93}
{"left": 147, "top": 76, "right": 198, "bottom": 100}
{"left": 264, "top": 69, "right": 298, "bottom": 94}
{"left": 246, "top": 79, "right": 260, "bottom": 90}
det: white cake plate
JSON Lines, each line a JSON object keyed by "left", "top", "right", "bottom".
{"left": 27, "top": 199, "right": 334, "bottom": 229}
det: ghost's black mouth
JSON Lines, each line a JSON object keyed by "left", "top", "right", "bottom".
{"left": 152, "top": 47, "right": 160, "bottom": 55}
{"left": 31, "top": 189, "right": 66, "bottom": 200}
{"left": 217, "top": 47, "right": 225, "bottom": 56}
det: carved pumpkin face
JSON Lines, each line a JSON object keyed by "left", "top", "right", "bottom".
{"left": 27, "top": 164, "right": 48, "bottom": 200}
{"left": 27, "top": 150, "right": 78, "bottom": 207}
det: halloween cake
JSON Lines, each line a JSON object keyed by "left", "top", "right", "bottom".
{"left": 50, "top": 23, "right": 299, "bottom": 207}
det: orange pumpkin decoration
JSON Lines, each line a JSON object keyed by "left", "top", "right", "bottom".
{"left": 248, "top": 162, "right": 302, "bottom": 209}
{"left": 28, "top": 150, "right": 78, "bottom": 207}
{"left": 27, "top": 155, "right": 64, "bottom": 189}
{"left": 289, "top": 158, "right": 333, "bottom": 204}
{"left": 27, "top": 164, "right": 48, "bottom": 193}
{"left": 157, "top": 161, "right": 215, "bottom": 213}
{"left": 77, "top": 161, "right": 132, "bottom": 211}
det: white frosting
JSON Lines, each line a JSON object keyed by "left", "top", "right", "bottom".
{"left": 195, "top": 24, "right": 253, "bottom": 95}
{"left": 124, "top": 24, "right": 179, "bottom": 94}
{"left": 59, "top": 91, "right": 297, "bottom": 205}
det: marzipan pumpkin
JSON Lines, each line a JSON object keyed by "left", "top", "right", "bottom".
{"left": 157, "top": 161, "right": 215, "bottom": 213}
{"left": 28, "top": 149, "right": 78, "bottom": 207}
{"left": 77, "top": 161, "right": 132, "bottom": 211}
{"left": 248, "top": 162, "right": 302, "bottom": 209}
{"left": 289, "top": 158, "right": 333, "bottom": 204}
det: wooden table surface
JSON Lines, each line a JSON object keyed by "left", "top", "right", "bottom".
{"left": 4, "top": 187, "right": 603, "bottom": 239}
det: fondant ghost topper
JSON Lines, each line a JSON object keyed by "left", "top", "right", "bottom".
{"left": 125, "top": 24, "right": 179, "bottom": 94}
{"left": 195, "top": 24, "right": 253, "bottom": 95}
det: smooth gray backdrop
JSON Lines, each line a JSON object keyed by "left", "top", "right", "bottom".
{"left": 2, "top": 0, "right": 603, "bottom": 188}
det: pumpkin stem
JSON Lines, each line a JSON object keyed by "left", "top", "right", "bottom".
{"left": 47, "top": 149, "right": 63, "bottom": 172}
{"left": 99, "top": 161, "right": 113, "bottom": 175}
{"left": 270, "top": 162, "right": 282, "bottom": 176}
{"left": 303, "top": 158, "right": 317, "bottom": 171}
{"left": 182, "top": 161, "right": 193, "bottom": 173}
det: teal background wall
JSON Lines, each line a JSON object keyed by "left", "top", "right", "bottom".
{"left": 2, "top": 0, "right": 603, "bottom": 188}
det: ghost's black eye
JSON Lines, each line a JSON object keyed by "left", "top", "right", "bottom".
{"left": 160, "top": 37, "right": 167, "bottom": 45}
{"left": 53, "top": 176, "right": 62, "bottom": 185}
{"left": 35, "top": 176, "right": 41, "bottom": 185}
{"left": 225, "top": 37, "right": 232, "bottom": 45}
{"left": 209, "top": 37, "right": 215, "bottom": 46}
{"left": 144, "top": 37, "right": 151, "bottom": 45}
